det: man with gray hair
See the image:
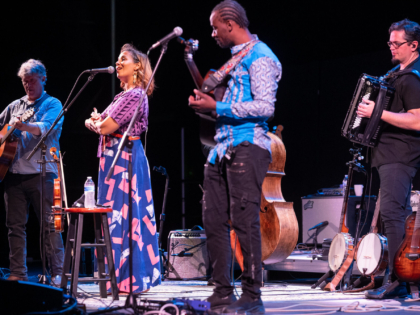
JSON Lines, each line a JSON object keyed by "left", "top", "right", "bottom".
{"left": 0, "top": 59, "right": 64, "bottom": 285}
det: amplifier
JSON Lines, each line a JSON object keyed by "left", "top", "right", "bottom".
{"left": 301, "top": 195, "right": 377, "bottom": 243}
{"left": 166, "top": 229, "right": 210, "bottom": 280}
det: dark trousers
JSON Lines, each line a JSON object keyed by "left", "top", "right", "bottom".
{"left": 203, "top": 142, "right": 271, "bottom": 298}
{"left": 5, "top": 173, "right": 65, "bottom": 278}
{"left": 377, "top": 163, "right": 418, "bottom": 280}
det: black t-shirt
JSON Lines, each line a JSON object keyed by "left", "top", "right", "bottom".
{"left": 372, "top": 58, "right": 420, "bottom": 168}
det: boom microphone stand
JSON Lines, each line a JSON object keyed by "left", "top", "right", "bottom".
{"left": 27, "top": 73, "right": 98, "bottom": 285}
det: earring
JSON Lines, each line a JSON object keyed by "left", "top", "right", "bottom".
{"left": 133, "top": 72, "right": 137, "bottom": 85}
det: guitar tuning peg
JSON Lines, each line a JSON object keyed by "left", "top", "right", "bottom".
{"left": 358, "top": 156, "right": 364, "bottom": 160}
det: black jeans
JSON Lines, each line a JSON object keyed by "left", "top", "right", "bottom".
{"left": 377, "top": 163, "right": 418, "bottom": 280}
{"left": 203, "top": 142, "right": 271, "bottom": 298}
{"left": 5, "top": 173, "right": 65, "bottom": 278}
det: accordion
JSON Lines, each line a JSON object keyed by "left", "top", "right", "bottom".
{"left": 342, "top": 74, "right": 395, "bottom": 147}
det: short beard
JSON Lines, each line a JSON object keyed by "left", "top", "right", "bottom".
{"left": 391, "top": 57, "right": 401, "bottom": 65}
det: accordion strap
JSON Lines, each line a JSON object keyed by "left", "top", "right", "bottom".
{"left": 201, "top": 40, "right": 260, "bottom": 93}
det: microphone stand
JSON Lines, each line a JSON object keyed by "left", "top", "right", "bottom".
{"left": 27, "top": 73, "right": 97, "bottom": 285}
{"left": 153, "top": 166, "right": 170, "bottom": 278}
{"left": 99, "top": 42, "right": 168, "bottom": 315}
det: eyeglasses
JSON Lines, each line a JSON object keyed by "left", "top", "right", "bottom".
{"left": 387, "top": 41, "right": 409, "bottom": 48}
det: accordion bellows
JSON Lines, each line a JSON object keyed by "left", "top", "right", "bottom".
{"left": 342, "top": 74, "right": 395, "bottom": 147}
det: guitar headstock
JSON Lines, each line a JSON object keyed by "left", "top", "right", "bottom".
{"left": 21, "top": 108, "right": 35, "bottom": 123}
{"left": 178, "top": 37, "right": 199, "bottom": 57}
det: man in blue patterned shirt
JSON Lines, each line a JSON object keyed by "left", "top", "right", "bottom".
{"left": 0, "top": 59, "right": 64, "bottom": 285}
{"left": 189, "top": 1, "right": 281, "bottom": 314}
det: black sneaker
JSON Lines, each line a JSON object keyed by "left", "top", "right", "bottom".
{"left": 222, "top": 295, "right": 264, "bottom": 315}
{"left": 206, "top": 292, "right": 237, "bottom": 314}
{"left": 365, "top": 280, "right": 408, "bottom": 299}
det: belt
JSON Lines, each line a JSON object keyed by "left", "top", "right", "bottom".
{"left": 110, "top": 133, "right": 140, "bottom": 140}
{"left": 102, "top": 133, "right": 140, "bottom": 153}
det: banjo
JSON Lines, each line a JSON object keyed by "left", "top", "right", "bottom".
{"left": 324, "top": 150, "right": 365, "bottom": 291}
{"left": 324, "top": 171, "right": 355, "bottom": 291}
{"left": 355, "top": 190, "right": 388, "bottom": 277}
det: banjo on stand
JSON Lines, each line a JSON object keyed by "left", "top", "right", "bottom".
{"left": 322, "top": 148, "right": 366, "bottom": 291}
{"left": 345, "top": 190, "right": 389, "bottom": 292}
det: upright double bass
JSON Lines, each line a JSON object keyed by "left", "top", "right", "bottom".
{"left": 231, "top": 127, "right": 299, "bottom": 267}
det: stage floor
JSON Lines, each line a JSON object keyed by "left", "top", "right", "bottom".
{"left": 2, "top": 262, "right": 420, "bottom": 314}
{"left": 76, "top": 280, "right": 419, "bottom": 314}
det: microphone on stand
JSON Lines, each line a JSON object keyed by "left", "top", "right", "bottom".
{"left": 149, "top": 27, "right": 183, "bottom": 51}
{"left": 308, "top": 221, "right": 328, "bottom": 231}
{"left": 84, "top": 66, "right": 115, "bottom": 74}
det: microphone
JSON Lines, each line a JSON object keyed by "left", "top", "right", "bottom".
{"left": 308, "top": 221, "right": 328, "bottom": 231}
{"left": 84, "top": 66, "right": 115, "bottom": 74}
{"left": 150, "top": 27, "right": 183, "bottom": 50}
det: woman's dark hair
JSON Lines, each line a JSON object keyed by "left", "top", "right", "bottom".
{"left": 120, "top": 44, "right": 154, "bottom": 95}
{"left": 212, "top": 0, "right": 249, "bottom": 29}
{"left": 389, "top": 19, "right": 420, "bottom": 52}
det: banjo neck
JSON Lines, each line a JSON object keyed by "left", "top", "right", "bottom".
{"left": 338, "top": 171, "right": 353, "bottom": 234}
{"left": 371, "top": 190, "right": 381, "bottom": 234}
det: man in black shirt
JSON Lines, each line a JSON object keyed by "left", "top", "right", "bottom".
{"left": 357, "top": 19, "right": 420, "bottom": 299}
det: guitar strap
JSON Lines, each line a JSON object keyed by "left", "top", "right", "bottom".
{"left": 323, "top": 248, "right": 355, "bottom": 291}
{"left": 201, "top": 40, "right": 261, "bottom": 93}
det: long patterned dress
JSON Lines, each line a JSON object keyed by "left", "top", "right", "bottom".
{"left": 96, "top": 87, "right": 161, "bottom": 293}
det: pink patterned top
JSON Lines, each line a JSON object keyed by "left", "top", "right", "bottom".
{"left": 97, "top": 87, "right": 148, "bottom": 157}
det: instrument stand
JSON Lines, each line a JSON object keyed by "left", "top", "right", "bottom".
{"left": 313, "top": 147, "right": 367, "bottom": 291}
{"left": 27, "top": 73, "right": 97, "bottom": 287}
{"left": 38, "top": 142, "right": 49, "bottom": 285}
{"left": 409, "top": 283, "right": 419, "bottom": 299}
{"left": 311, "top": 270, "right": 333, "bottom": 289}
{"left": 153, "top": 166, "right": 170, "bottom": 278}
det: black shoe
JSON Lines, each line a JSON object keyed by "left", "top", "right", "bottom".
{"left": 51, "top": 275, "right": 62, "bottom": 287}
{"left": 222, "top": 295, "right": 264, "bottom": 315}
{"left": 365, "top": 280, "right": 408, "bottom": 299}
{"left": 207, "top": 277, "right": 216, "bottom": 286}
{"left": 206, "top": 292, "right": 237, "bottom": 314}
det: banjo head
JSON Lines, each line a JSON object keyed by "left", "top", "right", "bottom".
{"left": 328, "top": 233, "right": 352, "bottom": 272}
{"left": 356, "top": 233, "right": 386, "bottom": 276}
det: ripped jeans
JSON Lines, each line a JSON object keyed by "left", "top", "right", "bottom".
{"left": 202, "top": 141, "right": 270, "bottom": 298}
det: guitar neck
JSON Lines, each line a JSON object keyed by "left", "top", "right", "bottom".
{"left": 1, "top": 125, "right": 16, "bottom": 145}
{"left": 184, "top": 48, "right": 204, "bottom": 90}
{"left": 412, "top": 191, "right": 420, "bottom": 248}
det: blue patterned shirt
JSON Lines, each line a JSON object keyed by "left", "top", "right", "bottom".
{"left": 208, "top": 36, "right": 282, "bottom": 164}
{"left": 0, "top": 92, "right": 63, "bottom": 175}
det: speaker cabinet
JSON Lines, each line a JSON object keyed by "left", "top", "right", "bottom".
{"left": 0, "top": 279, "right": 63, "bottom": 314}
{"left": 166, "top": 229, "right": 210, "bottom": 280}
{"left": 301, "top": 195, "right": 377, "bottom": 243}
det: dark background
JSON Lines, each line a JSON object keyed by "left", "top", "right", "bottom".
{"left": 1, "top": 0, "right": 420, "bottom": 266}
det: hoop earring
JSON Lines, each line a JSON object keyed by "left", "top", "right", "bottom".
{"left": 133, "top": 72, "right": 137, "bottom": 85}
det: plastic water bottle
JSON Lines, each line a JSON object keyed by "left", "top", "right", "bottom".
{"left": 342, "top": 175, "right": 348, "bottom": 194}
{"left": 84, "top": 177, "right": 95, "bottom": 208}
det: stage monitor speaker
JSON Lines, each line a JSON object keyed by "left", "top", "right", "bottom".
{"left": 0, "top": 279, "right": 63, "bottom": 314}
{"left": 301, "top": 195, "right": 377, "bottom": 243}
{"left": 166, "top": 229, "right": 210, "bottom": 280}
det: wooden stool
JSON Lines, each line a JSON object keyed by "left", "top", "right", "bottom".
{"left": 60, "top": 208, "right": 119, "bottom": 300}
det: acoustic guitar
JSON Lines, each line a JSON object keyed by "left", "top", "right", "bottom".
{"left": 0, "top": 108, "right": 35, "bottom": 182}
{"left": 181, "top": 38, "right": 229, "bottom": 147}
{"left": 394, "top": 191, "right": 420, "bottom": 282}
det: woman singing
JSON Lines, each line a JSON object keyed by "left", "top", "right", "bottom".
{"left": 85, "top": 44, "right": 160, "bottom": 293}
